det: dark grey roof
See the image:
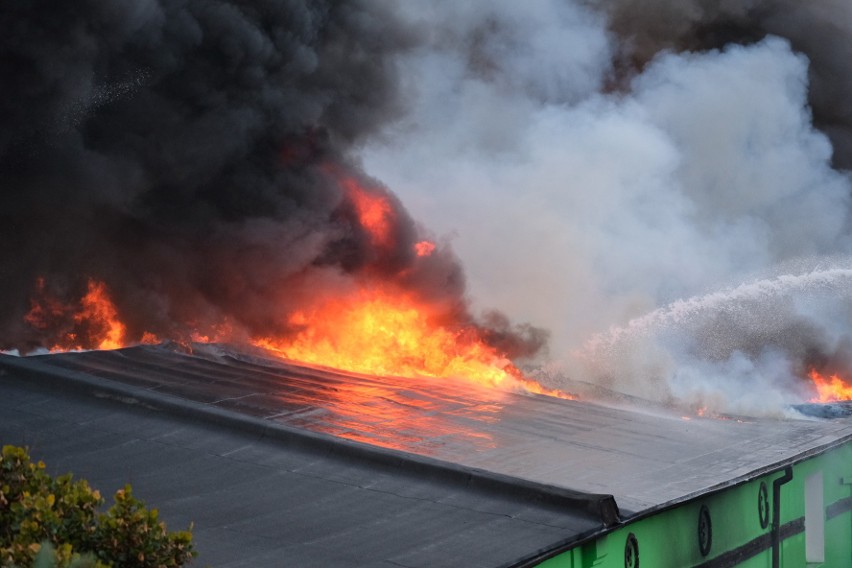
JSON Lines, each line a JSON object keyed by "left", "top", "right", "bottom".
{"left": 2, "top": 344, "right": 851, "bottom": 566}
{"left": 0, "top": 346, "right": 618, "bottom": 568}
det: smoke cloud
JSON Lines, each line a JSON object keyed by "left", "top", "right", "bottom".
{"left": 4, "top": 0, "right": 852, "bottom": 413}
{"left": 362, "top": 1, "right": 852, "bottom": 414}
{"left": 590, "top": 0, "right": 852, "bottom": 170}
{"left": 1, "top": 0, "right": 551, "bottom": 357}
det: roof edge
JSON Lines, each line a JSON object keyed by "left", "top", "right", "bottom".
{"left": 0, "top": 351, "right": 621, "bottom": 528}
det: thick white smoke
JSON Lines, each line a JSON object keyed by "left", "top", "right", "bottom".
{"left": 362, "top": 1, "right": 852, "bottom": 415}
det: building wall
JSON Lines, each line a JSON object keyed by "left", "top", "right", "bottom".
{"left": 537, "top": 440, "right": 852, "bottom": 568}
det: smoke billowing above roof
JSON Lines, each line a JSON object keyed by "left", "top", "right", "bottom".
{"left": 1, "top": 0, "right": 541, "bottom": 356}
{"left": 361, "top": 1, "right": 852, "bottom": 414}
{"left": 3, "top": 0, "right": 852, "bottom": 413}
{"left": 593, "top": 0, "right": 852, "bottom": 170}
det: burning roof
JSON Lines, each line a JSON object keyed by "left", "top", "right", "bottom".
{"left": 3, "top": 7, "right": 852, "bottom": 566}
{"left": 2, "top": 344, "right": 851, "bottom": 517}
{"left": 0, "top": 348, "right": 614, "bottom": 567}
{"left": 3, "top": 0, "right": 852, "bottom": 414}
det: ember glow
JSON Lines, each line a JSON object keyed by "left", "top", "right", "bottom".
{"left": 305, "top": 379, "right": 500, "bottom": 452}
{"left": 414, "top": 240, "right": 436, "bottom": 257}
{"left": 808, "top": 369, "right": 852, "bottom": 403}
{"left": 25, "top": 278, "right": 129, "bottom": 351}
{"left": 341, "top": 174, "right": 396, "bottom": 250}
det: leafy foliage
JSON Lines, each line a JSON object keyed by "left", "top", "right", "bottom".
{"left": 0, "top": 446, "right": 194, "bottom": 568}
{"left": 31, "top": 542, "right": 95, "bottom": 568}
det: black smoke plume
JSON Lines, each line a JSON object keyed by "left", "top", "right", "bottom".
{"left": 0, "top": 0, "right": 546, "bottom": 357}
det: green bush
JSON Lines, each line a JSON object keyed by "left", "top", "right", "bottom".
{"left": 0, "top": 446, "right": 195, "bottom": 568}
{"left": 31, "top": 542, "right": 95, "bottom": 568}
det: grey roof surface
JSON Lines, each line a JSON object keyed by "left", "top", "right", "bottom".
{"left": 2, "top": 344, "right": 851, "bottom": 566}
{"left": 0, "top": 346, "right": 616, "bottom": 568}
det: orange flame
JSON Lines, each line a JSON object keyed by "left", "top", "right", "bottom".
{"left": 808, "top": 369, "right": 852, "bottom": 402}
{"left": 254, "top": 287, "right": 511, "bottom": 386}
{"left": 25, "top": 278, "right": 158, "bottom": 352}
{"left": 252, "top": 286, "right": 572, "bottom": 398}
{"left": 23, "top": 277, "right": 569, "bottom": 399}
{"left": 76, "top": 280, "right": 126, "bottom": 350}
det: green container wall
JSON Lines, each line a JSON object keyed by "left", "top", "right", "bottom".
{"left": 538, "top": 440, "right": 851, "bottom": 568}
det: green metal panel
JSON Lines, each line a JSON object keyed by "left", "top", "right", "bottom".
{"left": 537, "top": 440, "right": 852, "bottom": 568}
